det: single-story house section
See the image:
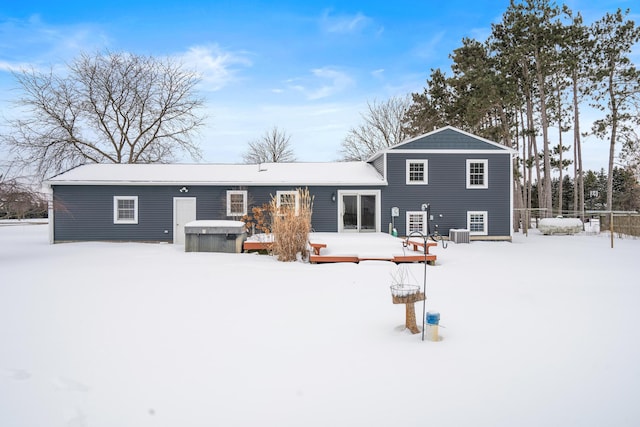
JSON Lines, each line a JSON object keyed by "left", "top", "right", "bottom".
{"left": 45, "top": 126, "right": 517, "bottom": 244}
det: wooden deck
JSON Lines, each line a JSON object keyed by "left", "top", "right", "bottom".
{"left": 242, "top": 241, "right": 273, "bottom": 252}
{"left": 244, "top": 234, "right": 439, "bottom": 265}
{"left": 309, "top": 253, "right": 436, "bottom": 264}
{"left": 308, "top": 237, "right": 437, "bottom": 265}
{"left": 405, "top": 239, "right": 438, "bottom": 254}
{"left": 309, "top": 254, "right": 360, "bottom": 263}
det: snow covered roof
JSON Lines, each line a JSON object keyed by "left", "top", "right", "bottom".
{"left": 45, "top": 162, "right": 387, "bottom": 186}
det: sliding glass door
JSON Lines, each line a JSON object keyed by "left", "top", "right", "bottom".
{"left": 339, "top": 191, "right": 380, "bottom": 232}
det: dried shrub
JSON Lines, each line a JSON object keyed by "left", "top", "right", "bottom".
{"left": 242, "top": 203, "right": 273, "bottom": 235}
{"left": 270, "top": 188, "right": 314, "bottom": 261}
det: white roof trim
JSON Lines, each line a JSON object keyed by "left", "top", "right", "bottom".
{"left": 367, "top": 125, "right": 518, "bottom": 161}
{"left": 46, "top": 179, "right": 389, "bottom": 186}
{"left": 388, "top": 149, "right": 515, "bottom": 155}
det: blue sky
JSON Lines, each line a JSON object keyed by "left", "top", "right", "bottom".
{"left": 0, "top": 0, "right": 637, "bottom": 172}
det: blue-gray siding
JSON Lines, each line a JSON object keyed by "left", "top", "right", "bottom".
{"left": 52, "top": 184, "right": 381, "bottom": 242}
{"left": 372, "top": 155, "right": 385, "bottom": 176}
{"left": 379, "top": 153, "right": 511, "bottom": 236}
{"left": 400, "top": 128, "right": 504, "bottom": 150}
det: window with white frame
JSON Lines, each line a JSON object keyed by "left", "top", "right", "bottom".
{"left": 113, "top": 196, "right": 138, "bottom": 224}
{"left": 467, "top": 211, "right": 488, "bottom": 235}
{"left": 406, "top": 159, "right": 428, "bottom": 185}
{"left": 406, "top": 211, "right": 427, "bottom": 235}
{"left": 466, "top": 159, "right": 488, "bottom": 189}
{"left": 226, "top": 190, "right": 247, "bottom": 216}
{"left": 276, "top": 190, "right": 299, "bottom": 215}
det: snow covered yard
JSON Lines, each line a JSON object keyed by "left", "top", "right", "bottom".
{"left": 1, "top": 223, "right": 639, "bottom": 427}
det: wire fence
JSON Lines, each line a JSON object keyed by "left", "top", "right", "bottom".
{"left": 516, "top": 209, "right": 640, "bottom": 238}
{"left": 596, "top": 213, "right": 640, "bottom": 238}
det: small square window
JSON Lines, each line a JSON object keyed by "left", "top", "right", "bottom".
{"left": 467, "top": 159, "right": 488, "bottom": 189}
{"left": 227, "top": 190, "right": 247, "bottom": 216}
{"left": 406, "top": 211, "right": 427, "bottom": 235}
{"left": 467, "top": 211, "right": 488, "bottom": 235}
{"left": 276, "top": 191, "right": 299, "bottom": 215}
{"left": 406, "top": 160, "right": 428, "bottom": 185}
{"left": 114, "top": 196, "right": 138, "bottom": 224}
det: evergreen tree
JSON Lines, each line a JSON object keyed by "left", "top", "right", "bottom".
{"left": 404, "top": 68, "right": 452, "bottom": 136}
{"left": 612, "top": 167, "right": 640, "bottom": 211}
{"left": 589, "top": 8, "right": 640, "bottom": 210}
{"left": 563, "top": 9, "right": 592, "bottom": 220}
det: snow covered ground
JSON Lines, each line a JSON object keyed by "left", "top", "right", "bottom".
{"left": 1, "top": 222, "right": 639, "bottom": 427}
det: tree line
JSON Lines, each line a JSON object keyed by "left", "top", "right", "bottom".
{"left": 439, "top": 2, "right": 635, "bottom": 221}
{"left": 535, "top": 167, "right": 640, "bottom": 214}
{"left": 342, "top": 1, "right": 640, "bottom": 225}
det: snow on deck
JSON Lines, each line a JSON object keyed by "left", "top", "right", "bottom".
{"left": 309, "top": 232, "right": 428, "bottom": 259}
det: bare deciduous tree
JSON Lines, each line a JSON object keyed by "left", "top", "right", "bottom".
{"left": 0, "top": 168, "right": 47, "bottom": 219}
{"left": 340, "top": 95, "right": 411, "bottom": 161}
{"left": 2, "top": 51, "right": 205, "bottom": 179}
{"left": 242, "top": 126, "right": 296, "bottom": 164}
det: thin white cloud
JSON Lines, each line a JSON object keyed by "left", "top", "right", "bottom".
{"left": 371, "top": 69, "right": 385, "bottom": 79}
{"left": 320, "top": 10, "right": 371, "bottom": 34}
{"left": 0, "top": 15, "right": 110, "bottom": 72}
{"left": 412, "top": 31, "right": 446, "bottom": 60}
{"left": 0, "top": 60, "right": 33, "bottom": 73}
{"left": 179, "top": 45, "right": 252, "bottom": 92}
{"left": 289, "top": 67, "right": 354, "bottom": 100}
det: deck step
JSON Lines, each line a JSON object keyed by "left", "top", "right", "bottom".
{"left": 243, "top": 241, "right": 273, "bottom": 251}
{"left": 309, "top": 254, "right": 437, "bottom": 264}
{"left": 309, "top": 254, "right": 360, "bottom": 263}
{"left": 393, "top": 254, "right": 437, "bottom": 264}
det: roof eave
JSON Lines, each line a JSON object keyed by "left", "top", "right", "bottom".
{"left": 47, "top": 180, "right": 388, "bottom": 186}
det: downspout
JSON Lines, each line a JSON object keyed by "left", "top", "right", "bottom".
{"left": 510, "top": 153, "right": 514, "bottom": 239}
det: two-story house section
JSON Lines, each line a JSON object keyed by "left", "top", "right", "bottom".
{"left": 369, "top": 126, "right": 517, "bottom": 241}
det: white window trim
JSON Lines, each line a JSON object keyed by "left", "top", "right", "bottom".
{"left": 467, "top": 211, "right": 488, "bottom": 236}
{"left": 226, "top": 190, "right": 248, "bottom": 216}
{"left": 406, "top": 159, "right": 429, "bottom": 185}
{"left": 113, "top": 196, "right": 138, "bottom": 224}
{"left": 466, "top": 159, "right": 488, "bottom": 189}
{"left": 406, "top": 211, "right": 427, "bottom": 236}
{"left": 276, "top": 190, "right": 299, "bottom": 215}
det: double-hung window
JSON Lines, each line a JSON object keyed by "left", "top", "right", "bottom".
{"left": 467, "top": 211, "right": 488, "bottom": 235}
{"left": 466, "top": 159, "right": 488, "bottom": 189}
{"left": 276, "top": 191, "right": 299, "bottom": 215}
{"left": 113, "top": 196, "right": 138, "bottom": 224}
{"left": 226, "top": 190, "right": 248, "bottom": 216}
{"left": 406, "top": 160, "right": 428, "bottom": 185}
{"left": 406, "top": 211, "right": 427, "bottom": 235}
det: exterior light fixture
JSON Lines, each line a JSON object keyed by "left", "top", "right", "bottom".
{"left": 179, "top": 186, "right": 189, "bottom": 193}
{"left": 331, "top": 193, "right": 336, "bottom": 203}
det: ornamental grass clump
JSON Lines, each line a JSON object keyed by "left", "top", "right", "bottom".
{"left": 270, "top": 188, "right": 314, "bottom": 262}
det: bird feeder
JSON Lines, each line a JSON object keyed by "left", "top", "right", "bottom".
{"left": 390, "top": 284, "right": 425, "bottom": 334}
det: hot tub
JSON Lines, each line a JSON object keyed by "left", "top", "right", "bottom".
{"left": 184, "top": 220, "right": 246, "bottom": 253}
